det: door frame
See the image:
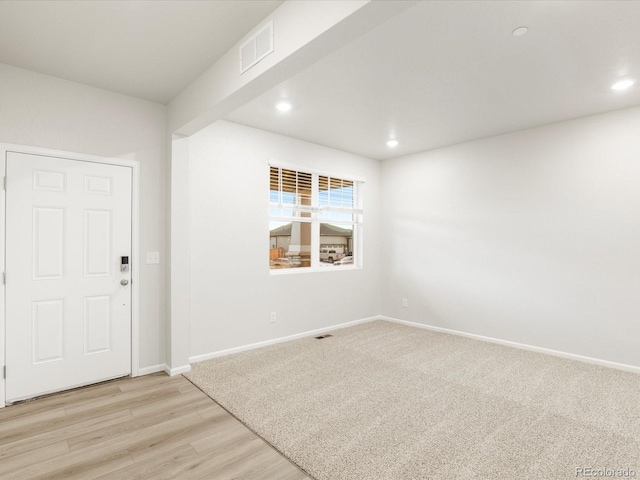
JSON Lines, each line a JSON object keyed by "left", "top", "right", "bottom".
{"left": 0, "top": 143, "right": 140, "bottom": 407}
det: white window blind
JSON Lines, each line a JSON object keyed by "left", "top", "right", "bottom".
{"left": 319, "top": 176, "right": 354, "bottom": 209}
{"left": 269, "top": 166, "right": 313, "bottom": 220}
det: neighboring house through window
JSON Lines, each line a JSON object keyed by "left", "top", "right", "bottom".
{"left": 269, "top": 165, "right": 362, "bottom": 271}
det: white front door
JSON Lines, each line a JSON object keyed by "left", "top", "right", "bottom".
{"left": 5, "top": 152, "right": 132, "bottom": 402}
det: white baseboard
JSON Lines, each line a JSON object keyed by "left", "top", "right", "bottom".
{"left": 136, "top": 364, "right": 168, "bottom": 376}
{"left": 137, "top": 363, "right": 191, "bottom": 377}
{"left": 166, "top": 364, "right": 191, "bottom": 376}
{"left": 189, "top": 316, "right": 378, "bottom": 364}
{"left": 148, "top": 315, "right": 640, "bottom": 377}
{"left": 380, "top": 316, "right": 640, "bottom": 375}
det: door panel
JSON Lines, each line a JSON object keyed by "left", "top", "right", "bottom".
{"left": 6, "top": 152, "right": 132, "bottom": 402}
{"left": 33, "top": 207, "right": 65, "bottom": 279}
{"left": 84, "top": 209, "right": 112, "bottom": 277}
{"left": 32, "top": 299, "right": 65, "bottom": 363}
{"left": 84, "top": 295, "right": 112, "bottom": 354}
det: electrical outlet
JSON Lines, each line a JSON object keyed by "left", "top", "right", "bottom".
{"left": 402, "top": 298, "right": 408, "bottom": 308}
{"left": 270, "top": 312, "right": 277, "bottom": 323}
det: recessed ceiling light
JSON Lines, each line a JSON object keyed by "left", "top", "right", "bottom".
{"left": 276, "top": 101, "right": 292, "bottom": 112}
{"left": 611, "top": 79, "right": 635, "bottom": 91}
{"left": 386, "top": 139, "right": 399, "bottom": 148}
{"left": 512, "top": 26, "right": 528, "bottom": 37}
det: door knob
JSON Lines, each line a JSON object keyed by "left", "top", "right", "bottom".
{"left": 120, "top": 279, "right": 129, "bottom": 286}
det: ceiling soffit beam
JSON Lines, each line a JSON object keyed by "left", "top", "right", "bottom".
{"left": 168, "top": 0, "right": 418, "bottom": 137}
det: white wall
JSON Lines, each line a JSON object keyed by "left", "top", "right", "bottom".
{"left": 189, "top": 120, "right": 380, "bottom": 356}
{"left": 0, "top": 63, "right": 168, "bottom": 371}
{"left": 381, "top": 106, "right": 640, "bottom": 368}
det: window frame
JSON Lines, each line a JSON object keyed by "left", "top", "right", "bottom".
{"left": 268, "top": 162, "right": 363, "bottom": 274}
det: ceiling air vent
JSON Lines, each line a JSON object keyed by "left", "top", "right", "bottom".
{"left": 240, "top": 20, "right": 274, "bottom": 74}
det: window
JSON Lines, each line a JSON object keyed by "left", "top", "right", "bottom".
{"left": 269, "top": 165, "right": 362, "bottom": 271}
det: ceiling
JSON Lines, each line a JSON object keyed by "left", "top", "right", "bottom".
{"left": 0, "top": 0, "right": 282, "bottom": 104}
{"left": 226, "top": 1, "right": 640, "bottom": 160}
{"left": 1, "top": 1, "right": 639, "bottom": 159}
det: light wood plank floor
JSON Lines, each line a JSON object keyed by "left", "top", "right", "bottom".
{"left": 0, "top": 373, "right": 311, "bottom": 480}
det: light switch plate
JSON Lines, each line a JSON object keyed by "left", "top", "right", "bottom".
{"left": 147, "top": 252, "right": 160, "bottom": 264}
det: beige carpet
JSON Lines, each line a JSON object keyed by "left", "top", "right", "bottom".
{"left": 185, "top": 320, "right": 640, "bottom": 480}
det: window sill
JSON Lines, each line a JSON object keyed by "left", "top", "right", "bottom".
{"left": 269, "top": 265, "right": 361, "bottom": 276}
